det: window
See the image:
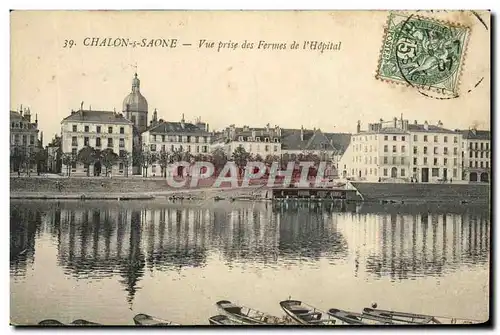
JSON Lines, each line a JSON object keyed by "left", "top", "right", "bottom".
{"left": 107, "top": 138, "right": 113, "bottom": 148}
{"left": 119, "top": 163, "right": 124, "bottom": 171}
{"left": 480, "top": 152, "right": 484, "bottom": 158}
{"left": 96, "top": 126, "right": 101, "bottom": 133}
{"left": 256, "top": 137, "right": 261, "bottom": 142}
{"left": 401, "top": 157, "right": 405, "bottom": 165}
{"left": 432, "top": 168, "right": 439, "bottom": 177}
{"left": 444, "top": 136, "right": 448, "bottom": 143}
{"left": 475, "top": 152, "right": 478, "bottom": 158}
{"left": 84, "top": 125, "right": 89, "bottom": 132}
{"left": 22, "top": 135, "right": 27, "bottom": 144}
{"left": 443, "top": 147, "right": 448, "bottom": 155}
{"left": 413, "top": 146, "right": 417, "bottom": 154}
{"left": 119, "top": 138, "right": 125, "bottom": 147}
{"left": 265, "top": 145, "right": 269, "bottom": 152}
{"left": 486, "top": 162, "right": 489, "bottom": 168}
{"left": 384, "top": 136, "right": 388, "bottom": 141}
{"left": 120, "top": 127, "right": 125, "bottom": 134}
{"left": 393, "top": 136, "right": 397, "bottom": 141}
{"left": 486, "top": 152, "right": 489, "bottom": 158}
{"left": 108, "top": 126, "right": 113, "bottom": 134}
{"left": 469, "top": 161, "right": 472, "bottom": 168}
{"left": 434, "top": 135, "right": 438, "bottom": 143}
{"left": 474, "top": 161, "right": 478, "bottom": 168}
{"left": 30, "top": 135, "right": 35, "bottom": 145}
{"left": 401, "top": 145, "right": 406, "bottom": 153}
{"left": 480, "top": 161, "right": 484, "bottom": 168}
{"left": 161, "top": 135, "right": 165, "bottom": 142}
{"left": 480, "top": 142, "right": 484, "bottom": 150}
{"left": 475, "top": 142, "right": 478, "bottom": 150}
{"left": 72, "top": 125, "right": 77, "bottom": 132}
{"left": 84, "top": 137, "right": 89, "bottom": 146}
{"left": 274, "top": 145, "right": 278, "bottom": 152}
{"left": 374, "top": 157, "right": 377, "bottom": 164}
{"left": 152, "top": 165, "right": 156, "bottom": 173}
{"left": 433, "top": 158, "right": 438, "bottom": 165}
{"left": 71, "top": 148, "right": 77, "bottom": 156}
{"left": 238, "top": 136, "right": 244, "bottom": 141}
{"left": 454, "top": 158, "right": 457, "bottom": 166}
{"left": 71, "top": 136, "right": 77, "bottom": 146}
{"left": 444, "top": 158, "right": 448, "bottom": 165}
{"left": 486, "top": 143, "right": 489, "bottom": 150}
{"left": 413, "top": 135, "right": 418, "bottom": 141}
{"left": 424, "top": 135, "right": 428, "bottom": 142}
{"left": 374, "top": 169, "right": 378, "bottom": 176}
{"left": 423, "top": 147, "right": 428, "bottom": 154}
{"left": 469, "top": 151, "right": 473, "bottom": 158}
{"left": 454, "top": 147, "right": 458, "bottom": 155}
{"left": 392, "top": 157, "right": 396, "bottom": 164}
{"left": 96, "top": 138, "right": 101, "bottom": 147}
{"left": 401, "top": 168, "right": 405, "bottom": 177}
{"left": 402, "top": 136, "right": 405, "bottom": 141}
{"left": 384, "top": 145, "right": 388, "bottom": 152}
{"left": 202, "top": 146, "right": 208, "bottom": 153}
{"left": 434, "top": 147, "right": 438, "bottom": 154}
{"left": 392, "top": 145, "right": 397, "bottom": 153}
{"left": 453, "top": 136, "right": 458, "bottom": 143}
{"left": 424, "top": 157, "right": 428, "bottom": 165}
{"left": 383, "top": 168, "right": 388, "bottom": 176}
{"left": 413, "top": 157, "right": 417, "bottom": 165}
{"left": 383, "top": 157, "right": 388, "bottom": 164}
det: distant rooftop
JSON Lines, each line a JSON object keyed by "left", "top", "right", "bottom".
{"left": 61, "top": 110, "right": 133, "bottom": 125}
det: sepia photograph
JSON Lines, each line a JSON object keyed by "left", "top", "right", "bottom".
{"left": 8, "top": 9, "right": 491, "bottom": 327}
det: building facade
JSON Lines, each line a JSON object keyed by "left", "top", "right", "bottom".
{"left": 60, "top": 108, "right": 134, "bottom": 176}
{"left": 340, "top": 117, "right": 463, "bottom": 183}
{"left": 460, "top": 128, "right": 490, "bottom": 182}
{"left": 141, "top": 114, "right": 212, "bottom": 177}
{"left": 10, "top": 107, "right": 40, "bottom": 173}
{"left": 46, "top": 134, "right": 62, "bottom": 174}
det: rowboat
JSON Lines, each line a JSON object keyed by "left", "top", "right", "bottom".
{"left": 133, "top": 313, "right": 180, "bottom": 326}
{"left": 279, "top": 300, "right": 337, "bottom": 325}
{"left": 216, "top": 300, "right": 287, "bottom": 325}
{"left": 362, "top": 307, "right": 482, "bottom": 325}
{"left": 208, "top": 315, "right": 245, "bottom": 325}
{"left": 327, "top": 308, "right": 394, "bottom": 325}
{"left": 70, "top": 319, "right": 101, "bottom": 325}
{"left": 38, "top": 319, "right": 64, "bottom": 326}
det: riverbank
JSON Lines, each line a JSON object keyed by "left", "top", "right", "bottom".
{"left": 351, "top": 182, "right": 490, "bottom": 204}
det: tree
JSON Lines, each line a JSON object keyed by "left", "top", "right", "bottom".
{"left": 25, "top": 150, "right": 37, "bottom": 177}
{"left": 140, "top": 149, "right": 157, "bottom": 177}
{"left": 211, "top": 148, "right": 228, "bottom": 172}
{"left": 264, "top": 154, "right": 279, "bottom": 166}
{"left": 119, "top": 150, "right": 133, "bottom": 177}
{"left": 281, "top": 153, "right": 291, "bottom": 169}
{"left": 232, "top": 146, "right": 250, "bottom": 176}
{"left": 61, "top": 153, "right": 74, "bottom": 176}
{"left": 11, "top": 146, "right": 24, "bottom": 174}
{"left": 158, "top": 150, "right": 171, "bottom": 178}
{"left": 101, "top": 148, "right": 119, "bottom": 176}
{"left": 77, "top": 146, "right": 97, "bottom": 177}
{"left": 254, "top": 154, "right": 263, "bottom": 162}
{"left": 35, "top": 148, "right": 48, "bottom": 175}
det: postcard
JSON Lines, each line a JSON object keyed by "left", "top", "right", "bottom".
{"left": 10, "top": 10, "right": 490, "bottom": 326}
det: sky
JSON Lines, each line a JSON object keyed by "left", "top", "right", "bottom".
{"left": 10, "top": 10, "right": 490, "bottom": 145}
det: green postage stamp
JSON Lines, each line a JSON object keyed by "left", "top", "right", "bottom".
{"left": 376, "top": 12, "right": 470, "bottom": 96}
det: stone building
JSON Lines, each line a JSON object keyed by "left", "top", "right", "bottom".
{"left": 340, "top": 116, "right": 462, "bottom": 183}
{"left": 459, "top": 128, "right": 490, "bottom": 182}
{"left": 10, "top": 107, "right": 41, "bottom": 173}
{"left": 140, "top": 114, "right": 211, "bottom": 177}
{"left": 60, "top": 106, "right": 134, "bottom": 176}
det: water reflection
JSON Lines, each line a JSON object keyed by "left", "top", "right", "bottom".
{"left": 10, "top": 201, "right": 490, "bottom": 309}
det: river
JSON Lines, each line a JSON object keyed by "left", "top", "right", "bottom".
{"left": 10, "top": 200, "right": 490, "bottom": 325}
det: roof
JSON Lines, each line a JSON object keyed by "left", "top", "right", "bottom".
{"left": 61, "top": 110, "right": 134, "bottom": 125}
{"left": 146, "top": 121, "right": 210, "bottom": 135}
{"left": 281, "top": 128, "right": 349, "bottom": 153}
{"left": 407, "top": 124, "right": 456, "bottom": 134}
{"left": 458, "top": 129, "right": 491, "bottom": 140}
{"left": 10, "top": 111, "right": 23, "bottom": 121}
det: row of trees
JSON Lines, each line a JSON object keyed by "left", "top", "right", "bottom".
{"left": 61, "top": 146, "right": 130, "bottom": 177}
{"left": 10, "top": 147, "right": 48, "bottom": 176}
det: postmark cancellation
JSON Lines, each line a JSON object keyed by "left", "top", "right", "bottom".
{"left": 376, "top": 12, "right": 471, "bottom": 96}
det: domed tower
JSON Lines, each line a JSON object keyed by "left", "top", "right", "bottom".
{"left": 123, "top": 73, "right": 148, "bottom": 132}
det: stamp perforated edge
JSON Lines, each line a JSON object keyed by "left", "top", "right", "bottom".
{"left": 375, "top": 10, "right": 472, "bottom": 97}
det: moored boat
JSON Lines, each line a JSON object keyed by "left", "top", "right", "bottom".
{"left": 133, "top": 313, "right": 180, "bottom": 326}
{"left": 70, "top": 319, "right": 101, "bottom": 325}
{"left": 279, "top": 300, "right": 337, "bottom": 325}
{"left": 208, "top": 315, "right": 245, "bottom": 325}
{"left": 362, "top": 307, "right": 481, "bottom": 325}
{"left": 216, "top": 300, "right": 286, "bottom": 325}
{"left": 38, "top": 319, "right": 65, "bottom": 326}
{"left": 327, "top": 308, "right": 394, "bottom": 325}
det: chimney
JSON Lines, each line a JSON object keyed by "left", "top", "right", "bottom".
{"left": 300, "top": 125, "right": 304, "bottom": 141}
{"left": 356, "top": 120, "right": 361, "bottom": 134}
{"left": 153, "top": 108, "right": 158, "bottom": 122}
{"left": 393, "top": 117, "right": 397, "bottom": 128}
{"left": 206, "top": 123, "right": 209, "bottom": 132}
{"left": 437, "top": 120, "right": 443, "bottom": 127}
{"left": 266, "top": 123, "right": 270, "bottom": 132}
{"left": 181, "top": 113, "right": 185, "bottom": 128}
{"left": 40, "top": 131, "right": 43, "bottom": 147}
{"left": 20, "top": 104, "right": 23, "bottom": 115}
{"left": 414, "top": 120, "right": 418, "bottom": 125}
{"left": 424, "top": 120, "right": 429, "bottom": 131}
{"left": 35, "top": 113, "right": 38, "bottom": 125}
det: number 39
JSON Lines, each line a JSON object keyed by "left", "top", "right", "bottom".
{"left": 63, "top": 39, "right": 75, "bottom": 48}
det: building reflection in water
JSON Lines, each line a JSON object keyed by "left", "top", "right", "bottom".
{"left": 10, "top": 201, "right": 489, "bottom": 306}
{"left": 340, "top": 210, "right": 490, "bottom": 281}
